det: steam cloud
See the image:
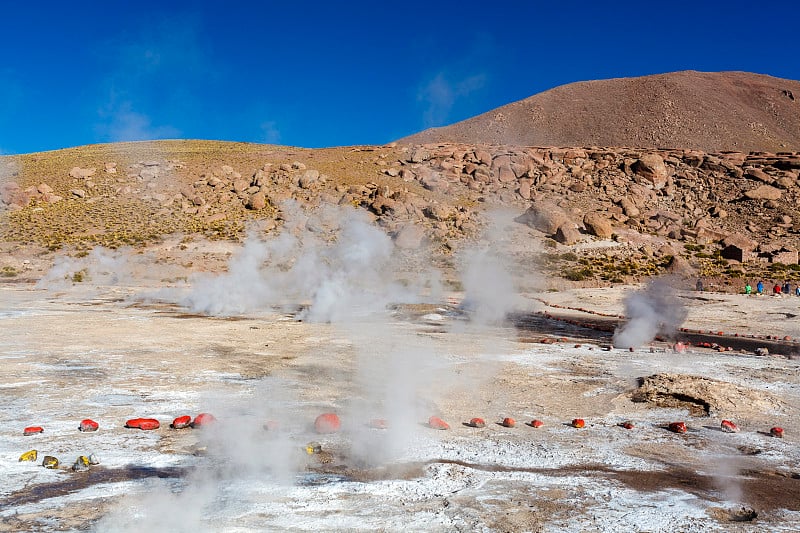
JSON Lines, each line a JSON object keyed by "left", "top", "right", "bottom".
{"left": 613, "top": 279, "right": 687, "bottom": 348}
{"left": 182, "top": 202, "right": 431, "bottom": 322}
{"left": 31, "top": 202, "right": 530, "bottom": 531}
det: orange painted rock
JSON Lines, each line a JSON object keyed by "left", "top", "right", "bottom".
{"left": 171, "top": 415, "right": 192, "bottom": 429}
{"left": 314, "top": 413, "right": 341, "bottom": 434}
{"left": 619, "top": 421, "right": 635, "bottom": 430}
{"left": 501, "top": 417, "right": 516, "bottom": 428}
{"left": 79, "top": 419, "right": 99, "bottom": 432}
{"left": 125, "top": 418, "right": 160, "bottom": 430}
{"left": 669, "top": 421, "right": 687, "bottom": 434}
{"left": 720, "top": 420, "right": 740, "bottom": 433}
{"left": 770, "top": 427, "right": 784, "bottom": 438}
{"left": 428, "top": 416, "right": 450, "bottom": 430}
{"left": 571, "top": 418, "right": 585, "bottom": 429}
{"left": 23, "top": 426, "right": 44, "bottom": 436}
{"left": 530, "top": 419, "right": 544, "bottom": 428}
{"left": 368, "top": 418, "right": 388, "bottom": 430}
{"left": 192, "top": 413, "right": 216, "bottom": 428}
{"left": 467, "top": 417, "right": 486, "bottom": 428}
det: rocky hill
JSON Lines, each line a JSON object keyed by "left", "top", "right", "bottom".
{"left": 2, "top": 139, "right": 800, "bottom": 291}
{"left": 402, "top": 71, "right": 800, "bottom": 153}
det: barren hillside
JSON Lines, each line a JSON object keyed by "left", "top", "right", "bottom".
{"left": 402, "top": 71, "right": 800, "bottom": 153}
{"left": 2, "top": 138, "right": 800, "bottom": 292}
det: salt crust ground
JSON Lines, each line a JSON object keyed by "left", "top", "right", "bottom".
{"left": 0, "top": 283, "right": 798, "bottom": 532}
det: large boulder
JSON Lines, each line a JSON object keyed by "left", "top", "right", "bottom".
{"left": 515, "top": 201, "right": 569, "bottom": 234}
{"left": 583, "top": 212, "right": 614, "bottom": 239}
{"left": 555, "top": 223, "right": 581, "bottom": 245}
{"left": 631, "top": 154, "right": 669, "bottom": 189}
{"left": 69, "top": 167, "right": 96, "bottom": 180}
{"left": 298, "top": 169, "right": 320, "bottom": 189}
{"left": 246, "top": 191, "right": 268, "bottom": 210}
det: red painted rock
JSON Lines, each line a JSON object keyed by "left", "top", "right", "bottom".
{"left": 620, "top": 421, "right": 635, "bottom": 430}
{"left": 467, "top": 417, "right": 486, "bottom": 428}
{"left": 720, "top": 420, "right": 740, "bottom": 433}
{"left": 79, "top": 419, "right": 99, "bottom": 432}
{"left": 501, "top": 417, "right": 516, "bottom": 428}
{"left": 368, "top": 418, "right": 387, "bottom": 430}
{"left": 139, "top": 419, "right": 160, "bottom": 430}
{"left": 314, "top": 413, "right": 341, "bottom": 434}
{"left": 23, "top": 426, "right": 44, "bottom": 436}
{"left": 192, "top": 413, "right": 216, "bottom": 428}
{"left": 531, "top": 419, "right": 544, "bottom": 428}
{"left": 368, "top": 418, "right": 388, "bottom": 430}
{"left": 171, "top": 415, "right": 192, "bottom": 429}
{"left": 125, "top": 418, "right": 160, "bottom": 430}
{"left": 669, "top": 421, "right": 687, "bottom": 434}
{"left": 770, "top": 427, "right": 784, "bottom": 438}
{"left": 428, "top": 416, "right": 450, "bottom": 430}
{"left": 571, "top": 418, "right": 585, "bottom": 429}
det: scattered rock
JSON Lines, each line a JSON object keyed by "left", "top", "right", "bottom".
{"left": 744, "top": 185, "right": 782, "bottom": 200}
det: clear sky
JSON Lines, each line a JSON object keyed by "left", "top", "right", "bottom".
{"left": 1, "top": 1, "right": 798, "bottom": 155}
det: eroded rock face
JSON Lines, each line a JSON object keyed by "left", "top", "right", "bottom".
{"left": 632, "top": 373, "right": 783, "bottom": 416}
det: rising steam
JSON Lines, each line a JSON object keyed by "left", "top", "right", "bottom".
{"left": 613, "top": 279, "right": 688, "bottom": 348}
{"left": 182, "top": 202, "right": 428, "bottom": 322}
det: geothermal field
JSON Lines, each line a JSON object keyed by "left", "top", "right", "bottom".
{"left": 1, "top": 206, "right": 799, "bottom": 532}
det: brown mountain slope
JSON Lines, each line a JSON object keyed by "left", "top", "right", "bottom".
{"left": 402, "top": 71, "right": 800, "bottom": 152}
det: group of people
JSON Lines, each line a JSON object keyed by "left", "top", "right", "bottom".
{"left": 745, "top": 280, "right": 800, "bottom": 296}
{"left": 695, "top": 278, "right": 800, "bottom": 296}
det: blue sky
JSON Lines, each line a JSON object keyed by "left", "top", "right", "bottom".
{"left": 1, "top": 1, "right": 798, "bottom": 155}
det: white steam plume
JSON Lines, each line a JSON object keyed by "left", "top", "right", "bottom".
{"left": 36, "top": 247, "right": 135, "bottom": 291}
{"left": 613, "top": 279, "right": 687, "bottom": 348}
{"left": 95, "top": 378, "right": 305, "bottom": 532}
{"left": 458, "top": 210, "right": 527, "bottom": 325}
{"left": 182, "top": 203, "right": 429, "bottom": 322}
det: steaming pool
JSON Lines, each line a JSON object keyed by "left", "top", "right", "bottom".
{"left": 1, "top": 284, "right": 799, "bottom": 532}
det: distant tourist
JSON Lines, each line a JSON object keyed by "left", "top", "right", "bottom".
{"left": 696, "top": 278, "right": 704, "bottom": 292}
{"left": 795, "top": 285, "right": 800, "bottom": 297}
{"left": 784, "top": 281, "right": 791, "bottom": 294}
{"left": 774, "top": 283, "right": 782, "bottom": 296}
{"left": 757, "top": 280, "right": 764, "bottom": 294}
{"left": 745, "top": 283, "right": 752, "bottom": 295}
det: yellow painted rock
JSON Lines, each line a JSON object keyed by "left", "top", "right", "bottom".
{"left": 41, "top": 456, "right": 59, "bottom": 469}
{"left": 19, "top": 449, "right": 38, "bottom": 462}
